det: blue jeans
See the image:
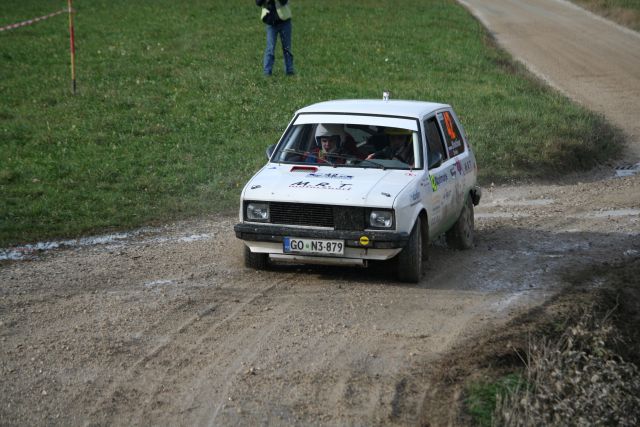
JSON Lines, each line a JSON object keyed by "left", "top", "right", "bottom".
{"left": 263, "top": 20, "right": 294, "bottom": 75}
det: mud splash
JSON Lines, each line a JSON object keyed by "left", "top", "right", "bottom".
{"left": 0, "top": 229, "right": 214, "bottom": 262}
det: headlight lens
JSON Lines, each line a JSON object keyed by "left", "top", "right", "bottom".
{"left": 369, "top": 210, "right": 393, "bottom": 228}
{"left": 246, "top": 202, "right": 269, "bottom": 221}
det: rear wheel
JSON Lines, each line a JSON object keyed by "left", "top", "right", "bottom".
{"left": 244, "top": 245, "right": 269, "bottom": 270}
{"left": 396, "top": 218, "right": 423, "bottom": 283}
{"left": 446, "top": 196, "right": 474, "bottom": 250}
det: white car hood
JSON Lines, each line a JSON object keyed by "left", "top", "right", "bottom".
{"left": 243, "top": 164, "right": 417, "bottom": 208}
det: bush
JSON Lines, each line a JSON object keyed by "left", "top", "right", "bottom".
{"left": 495, "top": 310, "right": 640, "bottom": 426}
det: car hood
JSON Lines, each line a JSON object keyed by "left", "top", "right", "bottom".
{"left": 242, "top": 164, "right": 418, "bottom": 208}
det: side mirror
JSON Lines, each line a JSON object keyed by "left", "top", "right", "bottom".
{"left": 428, "top": 151, "right": 443, "bottom": 169}
{"left": 266, "top": 144, "right": 276, "bottom": 160}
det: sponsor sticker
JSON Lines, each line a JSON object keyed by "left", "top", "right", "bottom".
{"left": 430, "top": 174, "right": 448, "bottom": 192}
{"left": 430, "top": 175, "right": 438, "bottom": 192}
{"left": 443, "top": 111, "right": 458, "bottom": 140}
{"left": 463, "top": 159, "right": 474, "bottom": 174}
{"left": 289, "top": 181, "right": 353, "bottom": 191}
{"left": 306, "top": 173, "right": 353, "bottom": 180}
{"left": 435, "top": 174, "right": 448, "bottom": 185}
{"left": 410, "top": 189, "right": 420, "bottom": 205}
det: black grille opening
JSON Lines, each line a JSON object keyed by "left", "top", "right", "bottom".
{"left": 334, "top": 206, "right": 366, "bottom": 231}
{"left": 270, "top": 202, "right": 333, "bottom": 227}
{"left": 261, "top": 202, "right": 365, "bottom": 230}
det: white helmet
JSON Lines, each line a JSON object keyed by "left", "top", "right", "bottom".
{"left": 315, "top": 124, "right": 345, "bottom": 146}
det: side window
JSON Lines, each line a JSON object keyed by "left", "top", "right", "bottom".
{"left": 424, "top": 116, "right": 447, "bottom": 167}
{"left": 437, "top": 110, "right": 465, "bottom": 158}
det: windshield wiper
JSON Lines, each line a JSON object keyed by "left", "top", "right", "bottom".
{"left": 353, "top": 158, "right": 386, "bottom": 169}
{"left": 281, "top": 148, "right": 308, "bottom": 156}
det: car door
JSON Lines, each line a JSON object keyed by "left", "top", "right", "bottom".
{"left": 422, "top": 114, "right": 456, "bottom": 237}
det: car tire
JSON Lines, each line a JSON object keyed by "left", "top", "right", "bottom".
{"left": 396, "top": 217, "right": 423, "bottom": 283}
{"left": 244, "top": 245, "right": 269, "bottom": 270}
{"left": 446, "top": 196, "right": 474, "bottom": 250}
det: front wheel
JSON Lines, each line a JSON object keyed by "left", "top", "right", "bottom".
{"left": 396, "top": 218, "right": 423, "bottom": 283}
{"left": 446, "top": 196, "right": 474, "bottom": 250}
{"left": 244, "top": 245, "right": 269, "bottom": 270}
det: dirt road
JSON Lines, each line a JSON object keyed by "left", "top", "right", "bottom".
{"left": 1, "top": 174, "right": 638, "bottom": 426}
{"left": 1, "top": 1, "right": 640, "bottom": 426}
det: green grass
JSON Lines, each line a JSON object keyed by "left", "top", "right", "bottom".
{"left": 0, "top": 0, "right": 624, "bottom": 246}
{"left": 466, "top": 374, "right": 525, "bottom": 427}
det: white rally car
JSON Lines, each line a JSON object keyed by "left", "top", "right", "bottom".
{"left": 234, "top": 98, "right": 481, "bottom": 282}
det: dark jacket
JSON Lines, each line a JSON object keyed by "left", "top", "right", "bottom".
{"left": 256, "top": 0, "right": 290, "bottom": 25}
{"left": 370, "top": 139, "right": 414, "bottom": 164}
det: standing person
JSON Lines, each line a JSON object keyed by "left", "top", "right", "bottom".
{"left": 256, "top": 0, "right": 294, "bottom": 76}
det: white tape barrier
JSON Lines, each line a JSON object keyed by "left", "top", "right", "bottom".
{"left": 0, "top": 8, "right": 70, "bottom": 32}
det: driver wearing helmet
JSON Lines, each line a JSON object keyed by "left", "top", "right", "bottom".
{"left": 305, "top": 124, "right": 346, "bottom": 164}
{"left": 366, "top": 127, "right": 413, "bottom": 165}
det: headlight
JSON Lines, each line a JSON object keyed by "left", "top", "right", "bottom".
{"left": 246, "top": 202, "right": 269, "bottom": 221}
{"left": 369, "top": 210, "right": 393, "bottom": 228}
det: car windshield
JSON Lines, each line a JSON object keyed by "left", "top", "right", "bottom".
{"left": 270, "top": 118, "right": 422, "bottom": 170}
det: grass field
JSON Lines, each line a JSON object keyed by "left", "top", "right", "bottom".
{"left": 0, "top": 0, "right": 624, "bottom": 246}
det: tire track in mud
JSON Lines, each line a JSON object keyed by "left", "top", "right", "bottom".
{"left": 86, "top": 272, "right": 296, "bottom": 424}
{"left": 195, "top": 278, "right": 513, "bottom": 425}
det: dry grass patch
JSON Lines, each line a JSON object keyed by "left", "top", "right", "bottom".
{"left": 495, "top": 310, "right": 640, "bottom": 426}
{"left": 572, "top": 0, "right": 640, "bottom": 31}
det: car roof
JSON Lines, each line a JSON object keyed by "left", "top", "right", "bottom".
{"left": 296, "top": 99, "right": 451, "bottom": 119}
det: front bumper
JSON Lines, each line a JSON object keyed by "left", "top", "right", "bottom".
{"left": 234, "top": 223, "right": 410, "bottom": 250}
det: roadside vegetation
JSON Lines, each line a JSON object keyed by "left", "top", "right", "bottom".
{"left": 462, "top": 258, "right": 640, "bottom": 426}
{"left": 0, "top": 0, "right": 624, "bottom": 246}
{"left": 494, "top": 311, "right": 640, "bottom": 426}
{"left": 571, "top": 0, "right": 640, "bottom": 31}
{"left": 463, "top": 2, "right": 640, "bottom": 424}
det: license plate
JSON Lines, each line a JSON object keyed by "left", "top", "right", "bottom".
{"left": 283, "top": 237, "right": 345, "bottom": 256}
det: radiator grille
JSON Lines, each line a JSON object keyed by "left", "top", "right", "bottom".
{"left": 270, "top": 202, "right": 333, "bottom": 227}
{"left": 333, "top": 206, "right": 366, "bottom": 231}
{"left": 263, "top": 202, "right": 365, "bottom": 230}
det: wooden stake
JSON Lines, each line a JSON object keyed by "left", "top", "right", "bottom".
{"left": 68, "top": 0, "right": 76, "bottom": 94}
